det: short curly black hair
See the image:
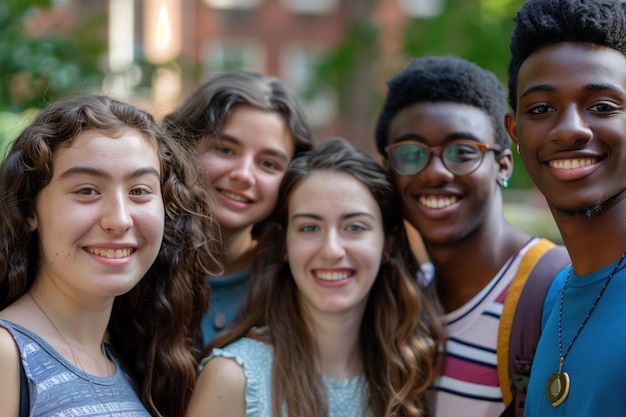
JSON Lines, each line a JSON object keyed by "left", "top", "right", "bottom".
{"left": 508, "top": 0, "right": 626, "bottom": 111}
{"left": 374, "top": 55, "right": 509, "bottom": 157}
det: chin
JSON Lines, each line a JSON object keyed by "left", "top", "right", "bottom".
{"left": 552, "top": 191, "right": 623, "bottom": 219}
{"left": 105, "top": 279, "right": 144, "bottom": 297}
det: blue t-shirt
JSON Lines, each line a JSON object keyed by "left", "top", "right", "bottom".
{"left": 524, "top": 258, "right": 626, "bottom": 416}
{"left": 201, "top": 269, "right": 251, "bottom": 345}
{"left": 203, "top": 337, "right": 372, "bottom": 417}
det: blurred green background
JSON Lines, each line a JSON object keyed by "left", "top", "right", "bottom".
{"left": 0, "top": 0, "right": 560, "bottom": 242}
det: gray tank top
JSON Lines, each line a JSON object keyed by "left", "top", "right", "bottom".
{"left": 0, "top": 319, "right": 151, "bottom": 416}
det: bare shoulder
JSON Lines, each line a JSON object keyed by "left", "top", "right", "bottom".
{"left": 0, "top": 325, "right": 21, "bottom": 372}
{"left": 185, "top": 356, "right": 247, "bottom": 417}
{"left": 0, "top": 325, "right": 21, "bottom": 417}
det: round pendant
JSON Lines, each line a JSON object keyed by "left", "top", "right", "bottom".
{"left": 213, "top": 313, "right": 227, "bottom": 330}
{"left": 546, "top": 371, "right": 570, "bottom": 407}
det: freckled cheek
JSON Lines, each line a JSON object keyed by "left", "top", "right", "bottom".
{"left": 50, "top": 251, "right": 72, "bottom": 262}
{"left": 38, "top": 248, "right": 72, "bottom": 274}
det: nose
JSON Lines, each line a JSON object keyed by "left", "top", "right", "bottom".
{"left": 229, "top": 156, "right": 256, "bottom": 187}
{"left": 419, "top": 150, "right": 454, "bottom": 185}
{"left": 319, "top": 229, "right": 346, "bottom": 261}
{"left": 100, "top": 192, "right": 133, "bottom": 234}
{"left": 549, "top": 104, "right": 592, "bottom": 145}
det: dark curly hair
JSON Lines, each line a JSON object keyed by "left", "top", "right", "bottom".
{"left": 0, "top": 95, "right": 222, "bottom": 417}
{"left": 375, "top": 55, "right": 510, "bottom": 156}
{"left": 507, "top": 0, "right": 626, "bottom": 111}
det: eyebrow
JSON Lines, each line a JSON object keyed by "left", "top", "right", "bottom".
{"left": 59, "top": 166, "right": 161, "bottom": 181}
{"left": 519, "top": 83, "right": 625, "bottom": 101}
{"left": 393, "top": 133, "right": 425, "bottom": 143}
{"left": 584, "top": 83, "right": 626, "bottom": 95}
{"left": 447, "top": 131, "right": 483, "bottom": 142}
{"left": 218, "top": 132, "right": 290, "bottom": 162}
{"left": 519, "top": 84, "right": 555, "bottom": 101}
{"left": 393, "top": 132, "right": 484, "bottom": 144}
{"left": 291, "top": 212, "right": 376, "bottom": 221}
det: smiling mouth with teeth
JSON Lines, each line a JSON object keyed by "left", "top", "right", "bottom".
{"left": 87, "top": 248, "right": 133, "bottom": 259}
{"left": 221, "top": 190, "right": 251, "bottom": 203}
{"left": 419, "top": 196, "right": 458, "bottom": 209}
{"left": 316, "top": 271, "right": 352, "bottom": 281}
{"left": 549, "top": 158, "right": 597, "bottom": 169}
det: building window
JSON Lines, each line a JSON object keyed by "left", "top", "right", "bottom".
{"left": 202, "top": 40, "right": 266, "bottom": 74}
{"left": 203, "top": 0, "right": 261, "bottom": 10}
{"left": 281, "top": 45, "right": 337, "bottom": 128}
{"left": 399, "top": 0, "right": 445, "bottom": 18}
{"left": 282, "top": 0, "right": 338, "bottom": 15}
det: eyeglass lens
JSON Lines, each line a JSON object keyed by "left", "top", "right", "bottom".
{"left": 388, "top": 141, "right": 486, "bottom": 175}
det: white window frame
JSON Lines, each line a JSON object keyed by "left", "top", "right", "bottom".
{"left": 281, "top": 0, "right": 338, "bottom": 15}
{"left": 203, "top": 0, "right": 262, "bottom": 11}
{"left": 202, "top": 39, "right": 266, "bottom": 74}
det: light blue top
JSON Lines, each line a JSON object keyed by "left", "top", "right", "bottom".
{"left": 0, "top": 319, "right": 150, "bottom": 416}
{"left": 201, "top": 269, "right": 251, "bottom": 345}
{"left": 524, "top": 259, "right": 626, "bottom": 416}
{"left": 204, "top": 337, "right": 372, "bottom": 417}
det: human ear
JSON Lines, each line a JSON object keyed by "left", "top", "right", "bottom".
{"left": 496, "top": 147, "right": 514, "bottom": 187}
{"left": 27, "top": 214, "right": 38, "bottom": 232}
{"left": 504, "top": 112, "right": 519, "bottom": 149}
{"left": 382, "top": 235, "right": 395, "bottom": 264}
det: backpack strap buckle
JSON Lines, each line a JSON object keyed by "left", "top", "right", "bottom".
{"left": 511, "top": 373, "right": 530, "bottom": 394}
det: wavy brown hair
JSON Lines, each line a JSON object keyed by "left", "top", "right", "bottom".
{"left": 162, "top": 70, "right": 315, "bottom": 239}
{"left": 0, "top": 95, "right": 222, "bottom": 417}
{"left": 211, "top": 138, "right": 445, "bottom": 417}
{"left": 162, "top": 70, "right": 313, "bottom": 157}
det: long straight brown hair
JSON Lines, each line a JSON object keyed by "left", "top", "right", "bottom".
{"left": 210, "top": 138, "right": 445, "bottom": 417}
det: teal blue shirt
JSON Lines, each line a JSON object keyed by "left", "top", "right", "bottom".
{"left": 524, "top": 259, "right": 626, "bottom": 416}
{"left": 203, "top": 338, "right": 372, "bottom": 417}
{"left": 201, "top": 269, "right": 251, "bottom": 346}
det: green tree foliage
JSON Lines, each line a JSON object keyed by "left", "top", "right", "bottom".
{"left": 0, "top": 0, "right": 106, "bottom": 112}
{"left": 403, "top": 0, "right": 524, "bottom": 80}
{"left": 310, "top": 0, "right": 532, "bottom": 187}
{"left": 403, "top": 0, "right": 531, "bottom": 188}
{"left": 308, "top": 19, "right": 380, "bottom": 115}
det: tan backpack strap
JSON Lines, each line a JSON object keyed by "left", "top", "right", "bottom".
{"left": 497, "top": 238, "right": 555, "bottom": 405}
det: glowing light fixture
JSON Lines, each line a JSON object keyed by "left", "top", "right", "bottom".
{"left": 144, "top": 0, "right": 181, "bottom": 64}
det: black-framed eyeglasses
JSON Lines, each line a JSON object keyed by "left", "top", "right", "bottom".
{"left": 384, "top": 140, "right": 501, "bottom": 176}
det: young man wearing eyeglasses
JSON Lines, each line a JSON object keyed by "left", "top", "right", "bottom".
{"left": 374, "top": 55, "right": 569, "bottom": 417}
